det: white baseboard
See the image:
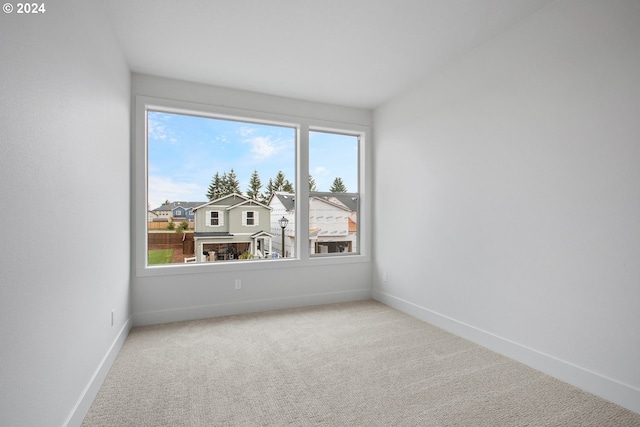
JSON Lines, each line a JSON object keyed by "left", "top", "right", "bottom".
{"left": 373, "top": 289, "right": 640, "bottom": 415}
{"left": 64, "top": 318, "right": 132, "bottom": 427}
{"left": 133, "top": 289, "right": 373, "bottom": 326}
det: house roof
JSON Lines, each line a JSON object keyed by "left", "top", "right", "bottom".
{"left": 227, "top": 198, "right": 272, "bottom": 211}
{"left": 193, "top": 193, "right": 251, "bottom": 211}
{"left": 309, "top": 228, "right": 322, "bottom": 238}
{"left": 310, "top": 195, "right": 352, "bottom": 212}
{"left": 269, "top": 192, "right": 296, "bottom": 211}
{"left": 250, "top": 230, "right": 275, "bottom": 238}
{"left": 193, "top": 194, "right": 272, "bottom": 212}
{"left": 152, "top": 201, "right": 207, "bottom": 212}
{"left": 323, "top": 194, "right": 359, "bottom": 212}
{"left": 194, "top": 232, "right": 233, "bottom": 238}
{"left": 270, "top": 191, "right": 357, "bottom": 212}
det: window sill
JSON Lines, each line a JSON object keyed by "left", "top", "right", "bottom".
{"left": 136, "top": 253, "right": 371, "bottom": 278}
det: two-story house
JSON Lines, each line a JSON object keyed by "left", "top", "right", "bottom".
{"left": 171, "top": 204, "right": 196, "bottom": 223}
{"left": 193, "top": 194, "right": 274, "bottom": 262}
{"left": 268, "top": 191, "right": 358, "bottom": 257}
{"left": 150, "top": 201, "right": 203, "bottom": 226}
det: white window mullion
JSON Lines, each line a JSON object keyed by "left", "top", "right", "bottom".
{"left": 297, "top": 122, "right": 310, "bottom": 261}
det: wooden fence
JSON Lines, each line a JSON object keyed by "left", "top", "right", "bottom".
{"left": 148, "top": 232, "right": 194, "bottom": 245}
{"left": 148, "top": 232, "right": 195, "bottom": 255}
{"left": 148, "top": 221, "right": 194, "bottom": 230}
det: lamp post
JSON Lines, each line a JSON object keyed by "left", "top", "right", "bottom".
{"left": 278, "top": 216, "right": 288, "bottom": 258}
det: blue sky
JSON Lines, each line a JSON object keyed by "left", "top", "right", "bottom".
{"left": 148, "top": 111, "right": 358, "bottom": 209}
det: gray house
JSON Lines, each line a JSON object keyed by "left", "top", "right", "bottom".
{"left": 193, "top": 194, "right": 274, "bottom": 261}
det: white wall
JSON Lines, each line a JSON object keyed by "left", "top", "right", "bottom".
{"left": 132, "top": 74, "right": 373, "bottom": 326}
{"left": 0, "top": 1, "right": 131, "bottom": 426}
{"left": 373, "top": 0, "right": 640, "bottom": 414}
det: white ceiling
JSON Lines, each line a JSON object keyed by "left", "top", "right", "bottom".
{"left": 103, "top": 0, "right": 553, "bottom": 109}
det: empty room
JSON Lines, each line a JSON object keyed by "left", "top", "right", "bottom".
{"left": 1, "top": 0, "right": 639, "bottom": 426}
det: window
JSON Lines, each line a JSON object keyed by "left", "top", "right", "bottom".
{"left": 208, "top": 211, "right": 222, "bottom": 226}
{"left": 136, "top": 96, "right": 369, "bottom": 273}
{"left": 309, "top": 131, "right": 360, "bottom": 256}
{"left": 243, "top": 211, "right": 258, "bottom": 226}
{"left": 146, "top": 109, "right": 296, "bottom": 266}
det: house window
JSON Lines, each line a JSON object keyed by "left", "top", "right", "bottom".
{"left": 209, "top": 211, "right": 222, "bottom": 226}
{"left": 243, "top": 211, "right": 258, "bottom": 226}
{"left": 137, "top": 97, "right": 369, "bottom": 272}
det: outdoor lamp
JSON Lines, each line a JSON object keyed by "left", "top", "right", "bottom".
{"left": 278, "top": 216, "right": 288, "bottom": 258}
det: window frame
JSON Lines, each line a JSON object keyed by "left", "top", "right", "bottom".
{"left": 134, "top": 95, "right": 370, "bottom": 277}
{"left": 308, "top": 129, "right": 361, "bottom": 258}
{"left": 207, "top": 210, "right": 223, "bottom": 227}
{"left": 242, "top": 210, "right": 258, "bottom": 226}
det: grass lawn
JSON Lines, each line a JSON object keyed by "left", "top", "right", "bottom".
{"left": 148, "top": 249, "right": 173, "bottom": 264}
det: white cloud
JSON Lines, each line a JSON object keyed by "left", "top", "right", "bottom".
{"left": 148, "top": 118, "right": 168, "bottom": 141}
{"left": 239, "top": 126, "right": 256, "bottom": 137}
{"left": 148, "top": 112, "right": 180, "bottom": 144}
{"left": 312, "top": 166, "right": 329, "bottom": 175}
{"left": 248, "top": 136, "right": 280, "bottom": 160}
{"left": 148, "top": 175, "right": 206, "bottom": 209}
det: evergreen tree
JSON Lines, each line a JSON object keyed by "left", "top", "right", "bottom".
{"left": 224, "top": 168, "right": 242, "bottom": 195}
{"left": 208, "top": 169, "right": 242, "bottom": 200}
{"left": 206, "top": 172, "right": 223, "bottom": 201}
{"left": 271, "top": 171, "right": 287, "bottom": 191}
{"left": 309, "top": 175, "right": 317, "bottom": 192}
{"left": 330, "top": 177, "right": 347, "bottom": 193}
{"left": 207, "top": 169, "right": 242, "bottom": 200}
{"left": 246, "top": 170, "right": 262, "bottom": 200}
{"left": 261, "top": 178, "right": 275, "bottom": 204}
{"left": 278, "top": 171, "right": 294, "bottom": 193}
{"left": 220, "top": 172, "right": 229, "bottom": 195}
{"left": 262, "top": 171, "right": 294, "bottom": 203}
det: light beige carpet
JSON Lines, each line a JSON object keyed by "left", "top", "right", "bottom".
{"left": 82, "top": 300, "right": 640, "bottom": 426}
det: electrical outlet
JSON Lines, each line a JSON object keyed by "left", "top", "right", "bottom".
{"left": 235, "top": 279, "right": 242, "bottom": 290}
{"left": 383, "top": 272, "right": 388, "bottom": 283}
{"left": 111, "top": 309, "right": 115, "bottom": 326}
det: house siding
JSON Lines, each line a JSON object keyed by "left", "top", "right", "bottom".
{"left": 228, "top": 207, "right": 269, "bottom": 234}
